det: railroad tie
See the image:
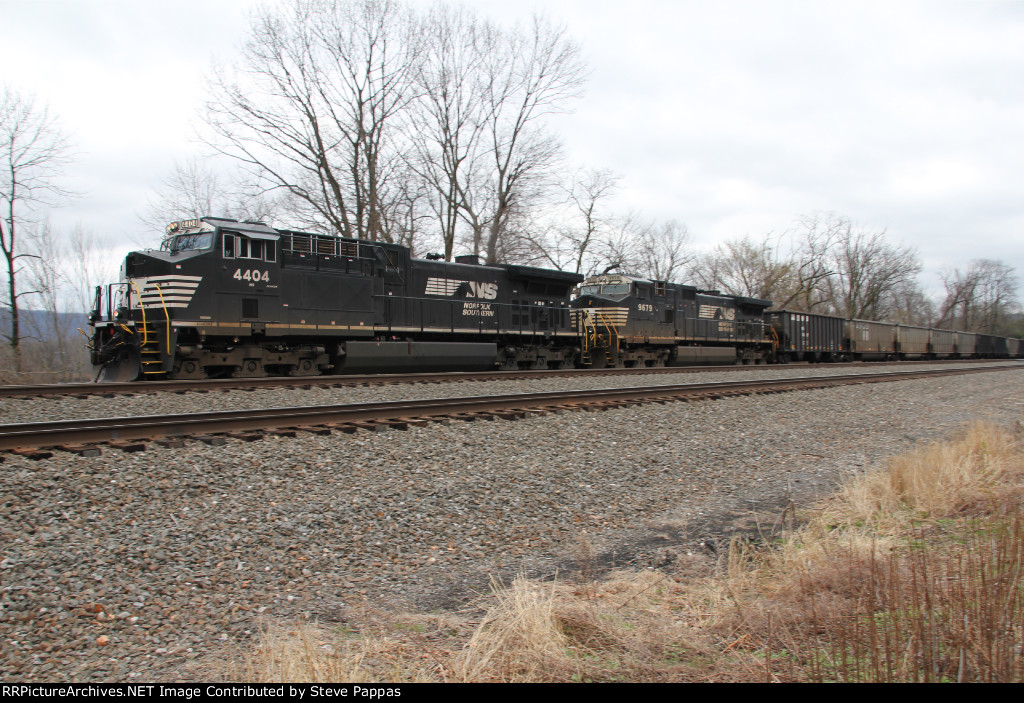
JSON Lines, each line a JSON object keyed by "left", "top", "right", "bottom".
{"left": 224, "top": 432, "right": 262, "bottom": 442}
{"left": 397, "top": 417, "right": 430, "bottom": 428}
{"left": 107, "top": 440, "right": 147, "bottom": 453}
{"left": 57, "top": 444, "right": 102, "bottom": 457}
{"left": 9, "top": 447, "right": 54, "bottom": 460}
{"left": 323, "top": 423, "right": 359, "bottom": 434}
{"left": 296, "top": 425, "right": 333, "bottom": 436}
{"left": 195, "top": 435, "right": 229, "bottom": 446}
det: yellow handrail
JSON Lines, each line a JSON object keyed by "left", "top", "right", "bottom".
{"left": 579, "top": 310, "right": 597, "bottom": 363}
{"left": 597, "top": 310, "right": 619, "bottom": 359}
{"left": 130, "top": 281, "right": 149, "bottom": 348}
{"left": 153, "top": 283, "right": 172, "bottom": 355}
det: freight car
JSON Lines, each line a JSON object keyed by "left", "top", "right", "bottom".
{"left": 765, "top": 310, "right": 1024, "bottom": 362}
{"left": 570, "top": 274, "right": 774, "bottom": 366}
{"left": 765, "top": 311, "right": 845, "bottom": 363}
{"left": 88, "top": 217, "right": 583, "bottom": 381}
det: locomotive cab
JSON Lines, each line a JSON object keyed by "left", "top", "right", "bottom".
{"left": 89, "top": 217, "right": 317, "bottom": 381}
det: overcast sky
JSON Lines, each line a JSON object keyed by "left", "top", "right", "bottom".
{"left": 3, "top": 0, "right": 1023, "bottom": 295}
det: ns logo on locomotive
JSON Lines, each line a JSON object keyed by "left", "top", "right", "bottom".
{"left": 88, "top": 217, "right": 1024, "bottom": 382}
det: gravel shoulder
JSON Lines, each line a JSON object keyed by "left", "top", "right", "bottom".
{"left": 1, "top": 367, "right": 1022, "bottom": 681}
{"left": 0, "top": 361, "right": 1015, "bottom": 424}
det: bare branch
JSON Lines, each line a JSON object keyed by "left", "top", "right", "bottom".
{"left": 1, "top": 85, "right": 76, "bottom": 369}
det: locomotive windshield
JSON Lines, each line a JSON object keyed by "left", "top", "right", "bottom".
{"left": 579, "top": 282, "right": 631, "bottom": 296}
{"left": 165, "top": 232, "right": 215, "bottom": 253}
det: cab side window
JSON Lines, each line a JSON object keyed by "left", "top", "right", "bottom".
{"left": 223, "top": 234, "right": 276, "bottom": 262}
{"left": 240, "top": 238, "right": 264, "bottom": 260}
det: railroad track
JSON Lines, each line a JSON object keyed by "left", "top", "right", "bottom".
{"left": 0, "top": 357, "right": 1016, "bottom": 399}
{"left": 1, "top": 364, "right": 1018, "bottom": 456}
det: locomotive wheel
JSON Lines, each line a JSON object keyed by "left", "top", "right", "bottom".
{"left": 232, "top": 359, "right": 268, "bottom": 378}
{"left": 288, "top": 358, "right": 320, "bottom": 377}
{"left": 169, "top": 359, "right": 207, "bottom": 380}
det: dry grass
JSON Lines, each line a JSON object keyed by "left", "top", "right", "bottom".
{"left": 824, "top": 421, "right": 1022, "bottom": 531}
{"left": 231, "top": 421, "right": 1024, "bottom": 683}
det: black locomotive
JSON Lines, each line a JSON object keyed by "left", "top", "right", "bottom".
{"left": 89, "top": 217, "right": 582, "bottom": 381}
{"left": 570, "top": 274, "right": 773, "bottom": 367}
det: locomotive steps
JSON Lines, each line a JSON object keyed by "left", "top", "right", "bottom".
{"left": 0, "top": 364, "right": 1019, "bottom": 455}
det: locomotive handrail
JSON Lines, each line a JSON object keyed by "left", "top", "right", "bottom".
{"left": 130, "top": 280, "right": 150, "bottom": 349}
{"left": 598, "top": 310, "right": 620, "bottom": 361}
{"left": 579, "top": 309, "right": 597, "bottom": 365}
{"left": 153, "top": 283, "right": 172, "bottom": 355}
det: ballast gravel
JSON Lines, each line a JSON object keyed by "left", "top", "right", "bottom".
{"left": 1, "top": 367, "right": 1023, "bottom": 681}
{"left": 0, "top": 361, "right": 1014, "bottom": 424}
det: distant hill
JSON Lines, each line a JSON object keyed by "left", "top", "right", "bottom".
{"left": 0, "top": 309, "right": 90, "bottom": 340}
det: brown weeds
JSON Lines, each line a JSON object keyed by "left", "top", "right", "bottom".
{"left": 234, "top": 422, "right": 1024, "bottom": 683}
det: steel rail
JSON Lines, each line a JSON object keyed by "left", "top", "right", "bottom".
{"left": 0, "top": 365, "right": 1018, "bottom": 451}
{"left": 0, "top": 358, "right": 1017, "bottom": 399}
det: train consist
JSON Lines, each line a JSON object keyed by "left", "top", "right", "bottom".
{"left": 87, "top": 217, "right": 1023, "bottom": 381}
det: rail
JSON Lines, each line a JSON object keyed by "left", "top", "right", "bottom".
{"left": 0, "top": 359, "right": 1018, "bottom": 399}
{"left": 1, "top": 364, "right": 1018, "bottom": 451}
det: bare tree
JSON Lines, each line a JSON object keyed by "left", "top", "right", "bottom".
{"left": 782, "top": 213, "right": 842, "bottom": 312}
{"left": 475, "top": 15, "right": 586, "bottom": 264}
{"left": 885, "top": 279, "right": 935, "bottom": 326}
{"left": 139, "top": 156, "right": 278, "bottom": 235}
{"left": 67, "top": 224, "right": 118, "bottom": 314}
{"left": 825, "top": 220, "right": 920, "bottom": 320}
{"left": 523, "top": 167, "right": 619, "bottom": 273}
{"left": 634, "top": 219, "right": 693, "bottom": 283}
{"left": 23, "top": 220, "right": 73, "bottom": 380}
{"left": 204, "top": 0, "right": 422, "bottom": 242}
{"left": 409, "top": 9, "right": 586, "bottom": 263}
{"left": 559, "top": 167, "right": 618, "bottom": 274}
{"left": 582, "top": 214, "right": 694, "bottom": 283}
{"left": 593, "top": 213, "right": 646, "bottom": 277}
{"left": 937, "top": 259, "right": 1020, "bottom": 334}
{"left": 0, "top": 86, "right": 74, "bottom": 371}
{"left": 203, "top": 1, "right": 585, "bottom": 261}
{"left": 690, "top": 234, "right": 795, "bottom": 300}
{"left": 407, "top": 4, "right": 492, "bottom": 260}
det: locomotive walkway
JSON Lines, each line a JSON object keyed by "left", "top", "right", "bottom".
{"left": 0, "top": 364, "right": 1019, "bottom": 455}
